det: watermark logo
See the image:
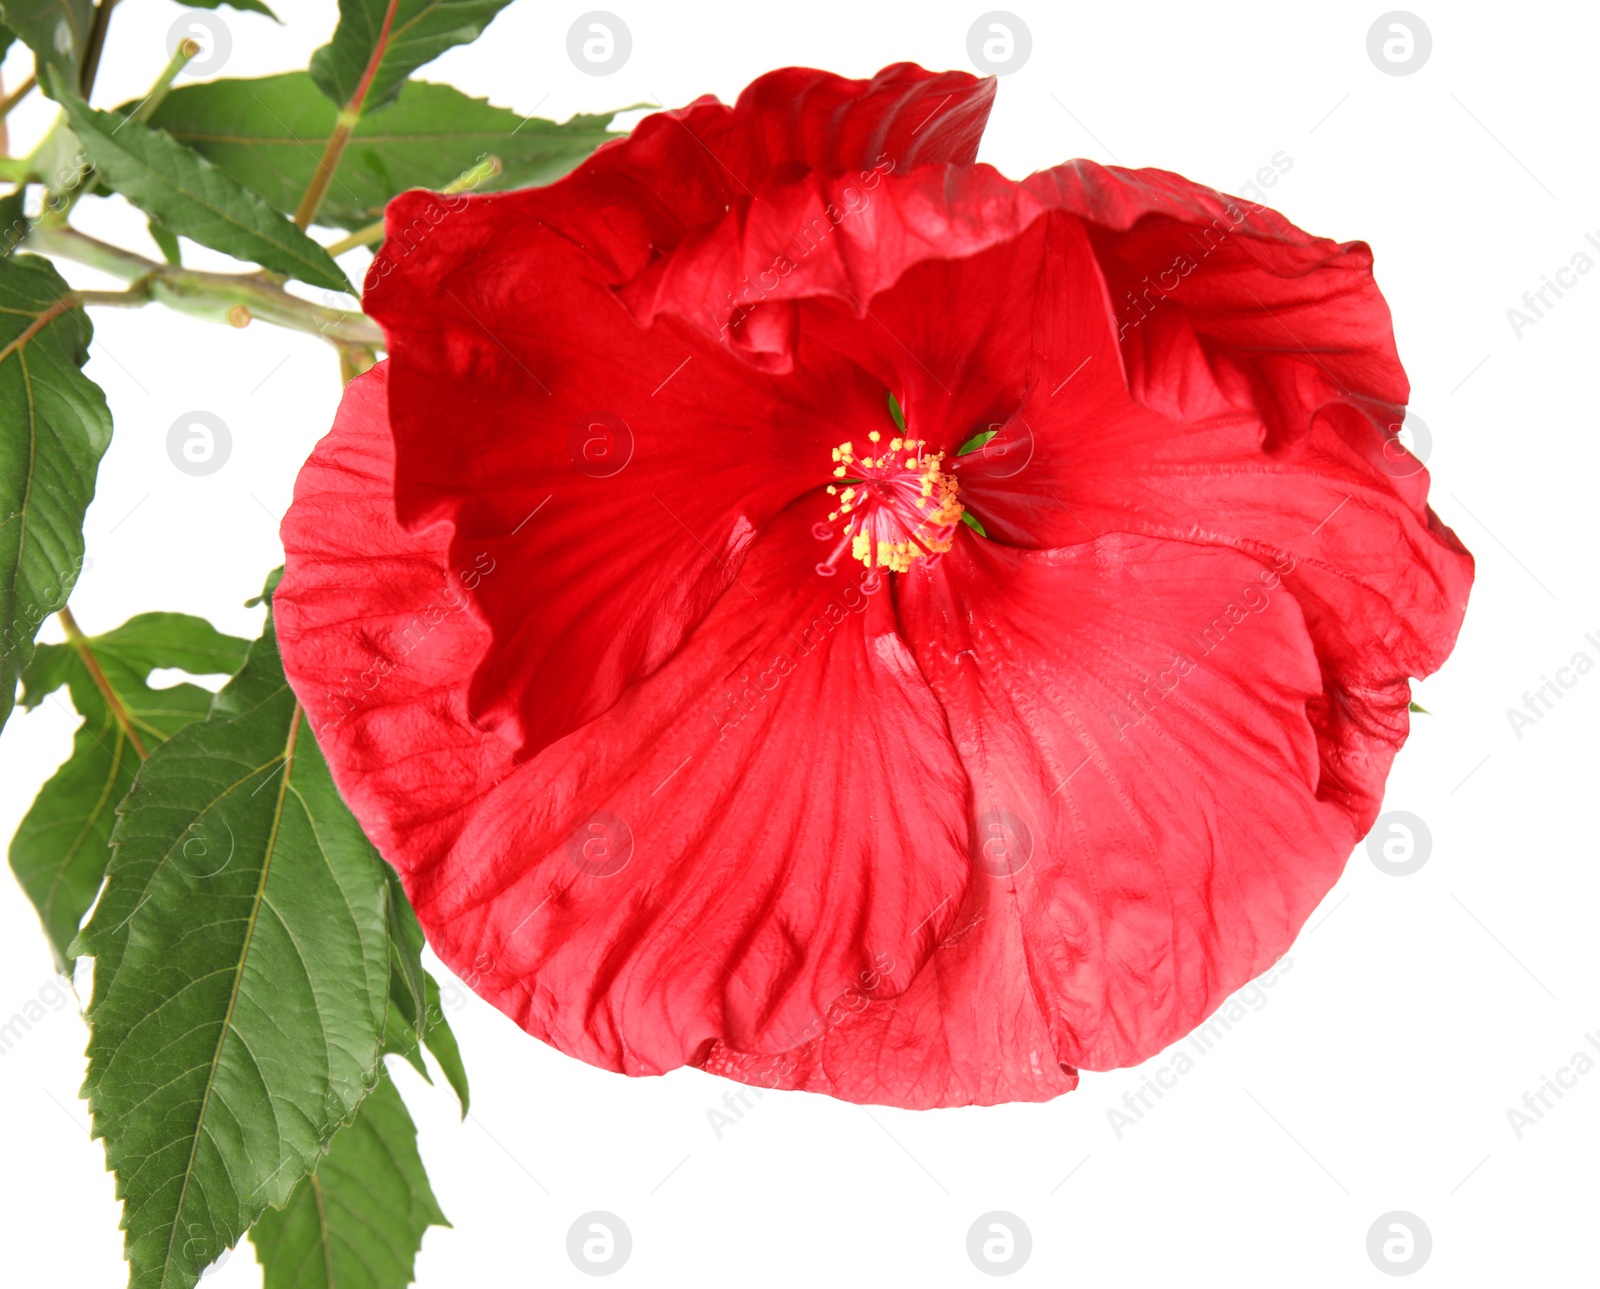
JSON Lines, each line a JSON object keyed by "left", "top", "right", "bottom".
{"left": 568, "top": 412, "right": 634, "bottom": 478}
{"left": 1366, "top": 12, "right": 1432, "bottom": 75}
{"left": 567, "top": 1211, "right": 631, "bottom": 1275}
{"left": 567, "top": 811, "right": 633, "bottom": 878}
{"left": 167, "top": 9, "right": 231, "bottom": 75}
{"left": 1377, "top": 410, "right": 1432, "bottom": 478}
{"left": 166, "top": 411, "right": 231, "bottom": 476}
{"left": 966, "top": 1211, "right": 1031, "bottom": 1276}
{"left": 1365, "top": 810, "right": 1431, "bottom": 877}
{"left": 567, "top": 12, "right": 631, "bottom": 75}
{"left": 966, "top": 13, "right": 1031, "bottom": 75}
{"left": 971, "top": 810, "right": 1032, "bottom": 878}
{"left": 1366, "top": 1211, "right": 1432, "bottom": 1275}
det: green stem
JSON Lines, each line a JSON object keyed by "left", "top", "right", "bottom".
{"left": 294, "top": 0, "right": 401, "bottom": 229}
{"left": 24, "top": 225, "right": 384, "bottom": 346}
{"left": 294, "top": 107, "right": 360, "bottom": 229}
{"left": 337, "top": 343, "right": 377, "bottom": 385}
{"left": 0, "top": 72, "right": 38, "bottom": 120}
{"left": 132, "top": 38, "right": 198, "bottom": 123}
{"left": 323, "top": 217, "right": 383, "bottom": 259}
{"left": 79, "top": 0, "right": 121, "bottom": 99}
{"left": 324, "top": 155, "right": 502, "bottom": 256}
{"left": 76, "top": 285, "right": 154, "bottom": 308}
{"left": 59, "top": 607, "right": 147, "bottom": 760}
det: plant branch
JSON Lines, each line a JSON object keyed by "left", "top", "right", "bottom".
{"left": 79, "top": 0, "right": 121, "bottom": 99}
{"left": 59, "top": 606, "right": 148, "bottom": 760}
{"left": 323, "top": 218, "right": 384, "bottom": 259}
{"left": 336, "top": 343, "right": 377, "bottom": 385}
{"left": 23, "top": 225, "right": 384, "bottom": 346}
{"left": 294, "top": 0, "right": 401, "bottom": 229}
{"left": 0, "top": 285, "right": 154, "bottom": 368}
{"left": 132, "top": 38, "right": 198, "bottom": 123}
{"left": 324, "top": 155, "right": 502, "bottom": 257}
{"left": 0, "top": 72, "right": 38, "bottom": 119}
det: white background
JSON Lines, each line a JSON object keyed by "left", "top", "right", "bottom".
{"left": 1, "top": 0, "right": 1595, "bottom": 1284}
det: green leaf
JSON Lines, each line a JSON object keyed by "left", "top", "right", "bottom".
{"left": 1409, "top": 699, "right": 1430, "bottom": 714}
{"left": 0, "top": 187, "right": 27, "bottom": 257}
{"left": 311, "top": 0, "right": 516, "bottom": 114}
{"left": 147, "top": 217, "right": 181, "bottom": 265}
{"left": 383, "top": 864, "right": 428, "bottom": 1033}
{"left": 382, "top": 977, "right": 430, "bottom": 1082}
{"left": 141, "top": 73, "right": 622, "bottom": 231}
{"left": 185, "top": 0, "right": 281, "bottom": 18}
{"left": 76, "top": 598, "right": 392, "bottom": 1289}
{"left": 0, "top": 0, "right": 95, "bottom": 86}
{"left": 9, "top": 612, "right": 249, "bottom": 968}
{"left": 380, "top": 865, "right": 430, "bottom": 1080}
{"left": 957, "top": 428, "right": 998, "bottom": 455}
{"left": 250, "top": 1066, "right": 448, "bottom": 1289}
{"left": 420, "top": 973, "right": 468, "bottom": 1114}
{"left": 887, "top": 390, "right": 905, "bottom": 433}
{"left": 960, "top": 510, "right": 988, "bottom": 537}
{"left": 0, "top": 253, "right": 109, "bottom": 736}
{"left": 380, "top": 863, "right": 468, "bottom": 1113}
{"left": 54, "top": 85, "right": 350, "bottom": 290}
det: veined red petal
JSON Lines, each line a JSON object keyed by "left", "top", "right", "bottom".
{"left": 368, "top": 187, "right": 911, "bottom": 757}
{"left": 711, "top": 531, "right": 1377, "bottom": 1101}
{"left": 277, "top": 365, "right": 974, "bottom": 1073}
{"left": 1024, "top": 160, "right": 1408, "bottom": 449}
{"left": 382, "top": 63, "right": 994, "bottom": 308}
{"left": 619, "top": 164, "right": 1041, "bottom": 370}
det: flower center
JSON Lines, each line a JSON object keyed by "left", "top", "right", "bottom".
{"left": 817, "top": 432, "right": 963, "bottom": 574}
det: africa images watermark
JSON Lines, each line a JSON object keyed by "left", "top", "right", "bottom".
{"left": 1114, "top": 152, "right": 1293, "bottom": 341}
{"left": 1105, "top": 957, "right": 1294, "bottom": 1138}
{"left": 742, "top": 951, "right": 901, "bottom": 1091}
{"left": 0, "top": 975, "right": 76, "bottom": 1058}
{"left": 358, "top": 154, "right": 499, "bottom": 307}
{"left": 705, "top": 1082, "right": 768, "bottom": 1139}
{"left": 713, "top": 153, "right": 897, "bottom": 343}
{"left": 1111, "top": 550, "right": 1299, "bottom": 741}
{"left": 706, "top": 563, "right": 885, "bottom": 741}
{"left": 0, "top": 554, "right": 88, "bottom": 660}
{"left": 312, "top": 551, "right": 496, "bottom": 735}
{"left": 1503, "top": 627, "right": 1600, "bottom": 739}
{"left": 1505, "top": 1026, "right": 1600, "bottom": 1139}
{"left": 0, "top": 149, "right": 96, "bottom": 259}
{"left": 1505, "top": 228, "right": 1600, "bottom": 338}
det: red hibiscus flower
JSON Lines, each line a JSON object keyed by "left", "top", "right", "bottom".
{"left": 275, "top": 63, "right": 1472, "bottom": 1108}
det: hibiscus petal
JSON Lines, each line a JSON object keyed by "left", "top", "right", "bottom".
{"left": 276, "top": 365, "right": 974, "bottom": 1075}
{"left": 957, "top": 169, "right": 1473, "bottom": 696}
{"left": 611, "top": 163, "right": 1036, "bottom": 371}
{"left": 709, "top": 531, "right": 1378, "bottom": 1101}
{"left": 618, "top": 164, "right": 1042, "bottom": 369}
{"left": 748, "top": 163, "right": 1469, "bottom": 779}
{"left": 362, "top": 67, "right": 1000, "bottom": 755}
{"left": 369, "top": 183, "right": 913, "bottom": 757}
{"left": 1025, "top": 160, "right": 1408, "bottom": 448}
{"left": 788, "top": 208, "right": 1126, "bottom": 463}
{"left": 400, "top": 63, "right": 995, "bottom": 297}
